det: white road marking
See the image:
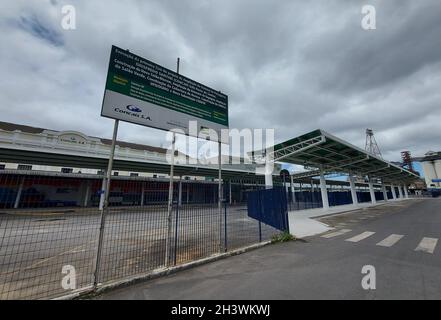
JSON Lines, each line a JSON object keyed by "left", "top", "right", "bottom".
{"left": 376, "top": 234, "right": 404, "bottom": 247}
{"left": 321, "top": 229, "right": 352, "bottom": 238}
{"left": 415, "top": 237, "right": 438, "bottom": 254}
{"left": 345, "top": 231, "right": 375, "bottom": 242}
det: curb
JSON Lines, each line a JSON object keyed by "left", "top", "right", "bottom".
{"left": 310, "top": 201, "right": 390, "bottom": 219}
{"left": 54, "top": 241, "right": 272, "bottom": 300}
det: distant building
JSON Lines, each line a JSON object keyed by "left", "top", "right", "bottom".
{"left": 0, "top": 121, "right": 172, "bottom": 177}
{"left": 0, "top": 121, "right": 262, "bottom": 209}
{"left": 420, "top": 151, "right": 441, "bottom": 189}
{"left": 0, "top": 121, "right": 256, "bottom": 179}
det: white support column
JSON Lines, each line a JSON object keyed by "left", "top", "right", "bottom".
{"left": 99, "top": 171, "right": 106, "bottom": 211}
{"left": 404, "top": 185, "right": 409, "bottom": 199}
{"left": 368, "top": 179, "right": 377, "bottom": 204}
{"left": 398, "top": 185, "right": 404, "bottom": 199}
{"left": 83, "top": 181, "right": 91, "bottom": 207}
{"left": 186, "top": 183, "right": 190, "bottom": 204}
{"left": 290, "top": 175, "right": 294, "bottom": 203}
{"left": 319, "top": 168, "right": 329, "bottom": 210}
{"left": 382, "top": 184, "right": 388, "bottom": 202}
{"left": 391, "top": 184, "right": 397, "bottom": 200}
{"left": 349, "top": 174, "right": 358, "bottom": 206}
{"left": 178, "top": 177, "right": 183, "bottom": 206}
{"left": 292, "top": 178, "right": 297, "bottom": 204}
{"left": 265, "top": 156, "right": 273, "bottom": 189}
{"left": 140, "top": 183, "right": 145, "bottom": 206}
{"left": 14, "top": 177, "right": 25, "bottom": 209}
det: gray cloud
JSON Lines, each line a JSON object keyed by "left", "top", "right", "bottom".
{"left": 0, "top": 0, "right": 440, "bottom": 163}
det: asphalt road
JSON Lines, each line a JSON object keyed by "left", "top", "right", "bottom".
{"left": 0, "top": 204, "right": 276, "bottom": 299}
{"left": 96, "top": 198, "right": 441, "bottom": 300}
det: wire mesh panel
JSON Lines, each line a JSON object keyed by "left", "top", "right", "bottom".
{"left": 224, "top": 181, "right": 279, "bottom": 252}
{"left": 96, "top": 180, "right": 223, "bottom": 283}
{"left": 0, "top": 172, "right": 282, "bottom": 299}
{"left": 173, "top": 202, "right": 220, "bottom": 265}
{"left": 95, "top": 179, "right": 170, "bottom": 284}
{"left": 328, "top": 191, "right": 353, "bottom": 206}
{"left": 224, "top": 203, "right": 260, "bottom": 251}
{"left": 0, "top": 174, "right": 100, "bottom": 300}
{"left": 290, "top": 191, "right": 323, "bottom": 210}
{"left": 223, "top": 203, "right": 279, "bottom": 251}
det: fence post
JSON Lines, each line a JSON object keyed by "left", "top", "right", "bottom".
{"left": 224, "top": 196, "right": 227, "bottom": 252}
{"left": 173, "top": 198, "right": 179, "bottom": 266}
{"left": 229, "top": 180, "right": 232, "bottom": 205}
{"left": 258, "top": 189, "right": 262, "bottom": 242}
{"left": 165, "top": 132, "right": 176, "bottom": 267}
{"left": 284, "top": 189, "right": 290, "bottom": 233}
{"left": 218, "top": 141, "right": 222, "bottom": 253}
{"left": 93, "top": 119, "right": 119, "bottom": 287}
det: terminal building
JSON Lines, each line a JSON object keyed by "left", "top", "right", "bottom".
{"left": 0, "top": 121, "right": 421, "bottom": 211}
{"left": 0, "top": 121, "right": 274, "bottom": 209}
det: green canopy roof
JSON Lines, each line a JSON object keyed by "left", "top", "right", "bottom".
{"left": 256, "top": 129, "right": 420, "bottom": 184}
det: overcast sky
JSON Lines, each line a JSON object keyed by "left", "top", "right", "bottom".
{"left": 1, "top": 0, "right": 440, "bottom": 162}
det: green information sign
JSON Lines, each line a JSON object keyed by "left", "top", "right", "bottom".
{"left": 101, "top": 46, "right": 229, "bottom": 137}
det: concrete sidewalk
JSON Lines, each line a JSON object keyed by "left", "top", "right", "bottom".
{"left": 287, "top": 200, "right": 407, "bottom": 238}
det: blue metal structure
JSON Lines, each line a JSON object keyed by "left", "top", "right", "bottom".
{"left": 247, "top": 187, "right": 289, "bottom": 232}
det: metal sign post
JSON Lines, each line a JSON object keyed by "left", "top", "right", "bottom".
{"left": 93, "top": 119, "right": 119, "bottom": 287}
{"left": 98, "top": 48, "right": 229, "bottom": 268}
{"left": 165, "top": 58, "right": 180, "bottom": 267}
{"left": 165, "top": 132, "right": 176, "bottom": 267}
{"left": 218, "top": 140, "right": 223, "bottom": 252}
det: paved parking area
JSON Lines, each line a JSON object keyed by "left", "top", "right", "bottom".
{"left": 96, "top": 198, "right": 441, "bottom": 300}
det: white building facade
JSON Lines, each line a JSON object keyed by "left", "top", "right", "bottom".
{"left": 420, "top": 151, "right": 441, "bottom": 189}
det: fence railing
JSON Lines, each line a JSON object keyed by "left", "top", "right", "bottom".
{"left": 285, "top": 189, "right": 410, "bottom": 211}
{"left": 1, "top": 171, "right": 422, "bottom": 299}
{"left": 0, "top": 173, "right": 278, "bottom": 299}
{"left": 247, "top": 187, "right": 289, "bottom": 233}
{"left": 289, "top": 191, "right": 323, "bottom": 211}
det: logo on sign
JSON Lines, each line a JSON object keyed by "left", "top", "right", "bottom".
{"left": 126, "top": 105, "right": 142, "bottom": 112}
{"left": 114, "top": 105, "right": 152, "bottom": 121}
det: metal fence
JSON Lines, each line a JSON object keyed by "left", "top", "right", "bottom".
{"left": 289, "top": 191, "right": 323, "bottom": 210}
{"left": 0, "top": 173, "right": 278, "bottom": 300}
{"left": 287, "top": 189, "right": 390, "bottom": 211}
{"left": 247, "top": 187, "right": 289, "bottom": 232}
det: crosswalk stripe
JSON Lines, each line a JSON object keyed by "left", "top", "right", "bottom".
{"left": 376, "top": 234, "right": 404, "bottom": 247}
{"left": 345, "top": 231, "right": 375, "bottom": 243}
{"left": 321, "top": 229, "right": 352, "bottom": 239}
{"left": 415, "top": 237, "right": 438, "bottom": 254}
